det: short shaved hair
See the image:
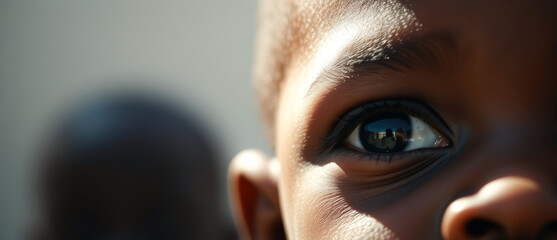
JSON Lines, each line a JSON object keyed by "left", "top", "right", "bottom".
{"left": 253, "top": 0, "right": 353, "bottom": 144}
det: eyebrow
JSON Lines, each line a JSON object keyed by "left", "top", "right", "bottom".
{"left": 306, "top": 31, "right": 458, "bottom": 97}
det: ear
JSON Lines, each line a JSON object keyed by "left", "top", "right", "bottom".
{"left": 228, "top": 150, "right": 285, "bottom": 240}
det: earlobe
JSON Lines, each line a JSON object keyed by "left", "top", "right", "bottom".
{"left": 228, "top": 150, "right": 285, "bottom": 240}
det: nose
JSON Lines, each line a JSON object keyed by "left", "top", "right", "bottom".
{"left": 441, "top": 176, "right": 557, "bottom": 239}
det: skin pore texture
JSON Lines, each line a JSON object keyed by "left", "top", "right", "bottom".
{"left": 231, "top": 0, "right": 557, "bottom": 239}
{"left": 275, "top": 3, "right": 427, "bottom": 238}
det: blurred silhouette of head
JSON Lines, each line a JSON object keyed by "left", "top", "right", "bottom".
{"left": 38, "top": 94, "right": 223, "bottom": 240}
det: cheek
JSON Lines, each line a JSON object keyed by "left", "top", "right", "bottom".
{"left": 287, "top": 162, "right": 397, "bottom": 240}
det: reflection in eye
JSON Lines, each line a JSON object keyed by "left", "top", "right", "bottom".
{"left": 345, "top": 112, "right": 448, "bottom": 153}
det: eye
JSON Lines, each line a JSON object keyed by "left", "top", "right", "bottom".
{"left": 345, "top": 111, "right": 449, "bottom": 153}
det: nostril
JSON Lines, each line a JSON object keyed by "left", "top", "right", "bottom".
{"left": 538, "top": 221, "right": 557, "bottom": 239}
{"left": 465, "top": 218, "right": 503, "bottom": 237}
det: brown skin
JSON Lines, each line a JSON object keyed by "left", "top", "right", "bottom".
{"left": 230, "top": 0, "right": 557, "bottom": 239}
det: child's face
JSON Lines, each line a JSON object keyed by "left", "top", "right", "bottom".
{"left": 230, "top": 0, "right": 557, "bottom": 239}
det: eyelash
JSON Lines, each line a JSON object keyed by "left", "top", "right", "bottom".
{"left": 321, "top": 99, "right": 452, "bottom": 160}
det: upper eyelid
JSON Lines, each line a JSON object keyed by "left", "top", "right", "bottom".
{"left": 320, "top": 99, "right": 452, "bottom": 154}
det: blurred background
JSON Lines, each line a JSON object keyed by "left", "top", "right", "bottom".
{"left": 0, "top": 1, "right": 269, "bottom": 239}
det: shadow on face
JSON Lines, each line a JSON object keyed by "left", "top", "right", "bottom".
{"left": 231, "top": 0, "right": 557, "bottom": 239}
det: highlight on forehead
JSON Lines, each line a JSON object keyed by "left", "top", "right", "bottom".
{"left": 253, "top": 0, "right": 349, "bottom": 143}
{"left": 253, "top": 0, "right": 420, "bottom": 144}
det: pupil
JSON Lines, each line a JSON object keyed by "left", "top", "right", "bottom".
{"left": 358, "top": 113, "right": 412, "bottom": 153}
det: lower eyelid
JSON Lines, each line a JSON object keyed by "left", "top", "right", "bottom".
{"left": 326, "top": 146, "right": 450, "bottom": 173}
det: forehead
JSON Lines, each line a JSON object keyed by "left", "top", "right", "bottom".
{"left": 278, "top": 0, "right": 422, "bottom": 108}
{"left": 288, "top": 0, "right": 557, "bottom": 39}
{"left": 283, "top": 0, "right": 417, "bottom": 62}
{"left": 283, "top": 0, "right": 557, "bottom": 101}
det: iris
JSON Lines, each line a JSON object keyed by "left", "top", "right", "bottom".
{"left": 346, "top": 111, "right": 446, "bottom": 153}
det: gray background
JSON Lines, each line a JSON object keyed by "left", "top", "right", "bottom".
{"left": 0, "top": 1, "right": 269, "bottom": 239}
